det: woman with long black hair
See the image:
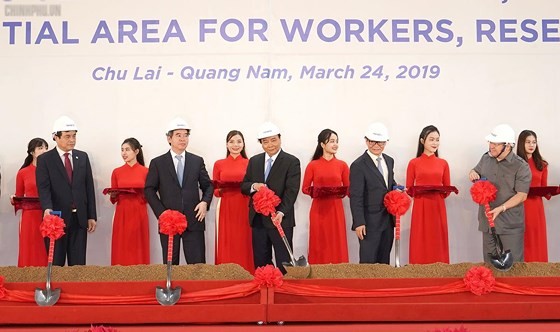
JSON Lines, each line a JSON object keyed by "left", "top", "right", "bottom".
{"left": 11, "top": 138, "right": 49, "bottom": 267}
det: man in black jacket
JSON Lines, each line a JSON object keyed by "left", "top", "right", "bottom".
{"left": 145, "top": 117, "right": 213, "bottom": 264}
{"left": 36, "top": 116, "right": 97, "bottom": 266}
{"left": 349, "top": 122, "right": 397, "bottom": 264}
{"left": 241, "top": 122, "right": 301, "bottom": 273}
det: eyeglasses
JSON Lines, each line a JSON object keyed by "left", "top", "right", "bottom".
{"left": 366, "top": 139, "right": 386, "bottom": 146}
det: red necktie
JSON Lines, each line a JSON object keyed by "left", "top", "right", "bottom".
{"left": 64, "top": 152, "right": 73, "bottom": 183}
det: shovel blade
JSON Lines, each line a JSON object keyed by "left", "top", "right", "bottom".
{"left": 488, "top": 250, "right": 514, "bottom": 271}
{"left": 283, "top": 255, "right": 311, "bottom": 278}
{"left": 34, "top": 287, "right": 61, "bottom": 306}
{"left": 156, "top": 286, "right": 182, "bottom": 306}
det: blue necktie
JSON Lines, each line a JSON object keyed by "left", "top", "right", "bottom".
{"left": 264, "top": 158, "right": 273, "bottom": 181}
{"left": 176, "top": 155, "right": 184, "bottom": 187}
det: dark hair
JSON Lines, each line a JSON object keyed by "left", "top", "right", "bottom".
{"left": 312, "top": 129, "right": 338, "bottom": 161}
{"left": 416, "top": 125, "right": 440, "bottom": 158}
{"left": 122, "top": 137, "right": 145, "bottom": 166}
{"left": 517, "top": 130, "right": 547, "bottom": 171}
{"left": 225, "top": 130, "right": 248, "bottom": 159}
{"left": 21, "top": 138, "right": 48, "bottom": 169}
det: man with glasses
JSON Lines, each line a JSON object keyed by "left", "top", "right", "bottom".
{"left": 349, "top": 122, "right": 397, "bottom": 264}
{"left": 145, "top": 117, "right": 213, "bottom": 265}
{"left": 468, "top": 124, "right": 531, "bottom": 262}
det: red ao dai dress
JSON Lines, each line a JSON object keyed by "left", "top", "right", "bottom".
{"left": 213, "top": 155, "right": 254, "bottom": 272}
{"left": 15, "top": 165, "right": 47, "bottom": 267}
{"left": 406, "top": 153, "right": 450, "bottom": 264}
{"left": 110, "top": 163, "right": 150, "bottom": 265}
{"left": 523, "top": 158, "right": 548, "bottom": 262}
{"left": 302, "top": 156, "right": 349, "bottom": 264}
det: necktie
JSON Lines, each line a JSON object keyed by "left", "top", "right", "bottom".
{"left": 63, "top": 152, "right": 73, "bottom": 184}
{"left": 376, "top": 157, "right": 384, "bottom": 175}
{"left": 176, "top": 155, "right": 184, "bottom": 187}
{"left": 264, "top": 158, "right": 273, "bottom": 181}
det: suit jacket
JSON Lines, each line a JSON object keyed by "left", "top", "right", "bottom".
{"left": 145, "top": 150, "right": 213, "bottom": 231}
{"left": 241, "top": 149, "right": 301, "bottom": 229}
{"left": 36, "top": 148, "right": 97, "bottom": 228}
{"left": 349, "top": 151, "right": 396, "bottom": 232}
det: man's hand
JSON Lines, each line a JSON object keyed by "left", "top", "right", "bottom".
{"left": 87, "top": 219, "right": 97, "bottom": 233}
{"left": 272, "top": 211, "right": 284, "bottom": 224}
{"left": 253, "top": 183, "right": 266, "bottom": 192}
{"left": 43, "top": 209, "right": 53, "bottom": 218}
{"left": 195, "top": 201, "right": 208, "bottom": 222}
{"left": 469, "top": 170, "right": 480, "bottom": 182}
{"left": 355, "top": 225, "right": 366, "bottom": 240}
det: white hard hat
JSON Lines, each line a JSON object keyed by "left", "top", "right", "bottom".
{"left": 257, "top": 121, "right": 281, "bottom": 139}
{"left": 166, "top": 117, "right": 191, "bottom": 134}
{"left": 485, "top": 124, "right": 515, "bottom": 144}
{"left": 365, "top": 122, "right": 389, "bottom": 141}
{"left": 52, "top": 116, "right": 78, "bottom": 134}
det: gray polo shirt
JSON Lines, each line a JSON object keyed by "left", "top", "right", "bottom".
{"left": 473, "top": 151, "right": 531, "bottom": 235}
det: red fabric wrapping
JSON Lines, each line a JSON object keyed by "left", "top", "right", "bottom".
{"left": 8, "top": 265, "right": 560, "bottom": 304}
{"left": 308, "top": 186, "right": 348, "bottom": 198}
{"left": 40, "top": 214, "right": 66, "bottom": 263}
{"left": 0, "top": 276, "right": 6, "bottom": 299}
{"left": 252, "top": 187, "right": 281, "bottom": 217}
{"left": 463, "top": 266, "right": 495, "bottom": 295}
{"left": 470, "top": 180, "right": 498, "bottom": 228}
{"left": 158, "top": 210, "right": 187, "bottom": 236}
{"left": 253, "top": 265, "right": 283, "bottom": 288}
{"left": 384, "top": 191, "right": 411, "bottom": 216}
{"left": 11, "top": 196, "right": 41, "bottom": 214}
{"left": 158, "top": 210, "right": 187, "bottom": 262}
{"left": 470, "top": 180, "right": 497, "bottom": 205}
{"left": 528, "top": 186, "right": 560, "bottom": 200}
{"left": 383, "top": 190, "right": 411, "bottom": 240}
{"left": 40, "top": 215, "right": 65, "bottom": 240}
{"left": 407, "top": 185, "right": 459, "bottom": 197}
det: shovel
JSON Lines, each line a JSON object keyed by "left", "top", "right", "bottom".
{"left": 156, "top": 234, "right": 182, "bottom": 305}
{"left": 35, "top": 238, "right": 61, "bottom": 306}
{"left": 272, "top": 214, "right": 310, "bottom": 278}
{"left": 488, "top": 227, "right": 513, "bottom": 271}
{"left": 485, "top": 209, "right": 513, "bottom": 271}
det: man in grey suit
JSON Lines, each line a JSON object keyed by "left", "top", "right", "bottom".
{"left": 145, "top": 117, "right": 213, "bottom": 264}
{"left": 349, "top": 122, "right": 397, "bottom": 264}
{"left": 241, "top": 122, "right": 301, "bottom": 274}
{"left": 36, "top": 116, "right": 97, "bottom": 266}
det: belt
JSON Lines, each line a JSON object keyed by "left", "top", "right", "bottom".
{"left": 71, "top": 208, "right": 77, "bottom": 213}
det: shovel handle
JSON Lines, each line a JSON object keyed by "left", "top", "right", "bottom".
{"left": 167, "top": 234, "right": 174, "bottom": 262}
{"left": 47, "top": 237, "right": 55, "bottom": 263}
{"left": 271, "top": 212, "right": 285, "bottom": 237}
{"left": 484, "top": 203, "right": 495, "bottom": 228}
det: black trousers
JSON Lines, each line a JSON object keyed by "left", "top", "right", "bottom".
{"left": 46, "top": 212, "right": 87, "bottom": 266}
{"left": 160, "top": 230, "right": 205, "bottom": 265}
{"left": 358, "top": 225, "right": 394, "bottom": 264}
{"left": 252, "top": 214, "right": 293, "bottom": 274}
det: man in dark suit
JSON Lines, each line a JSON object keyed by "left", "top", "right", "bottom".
{"left": 241, "top": 122, "right": 301, "bottom": 274}
{"left": 145, "top": 117, "right": 213, "bottom": 264}
{"left": 36, "top": 116, "right": 97, "bottom": 266}
{"left": 349, "top": 122, "right": 397, "bottom": 264}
